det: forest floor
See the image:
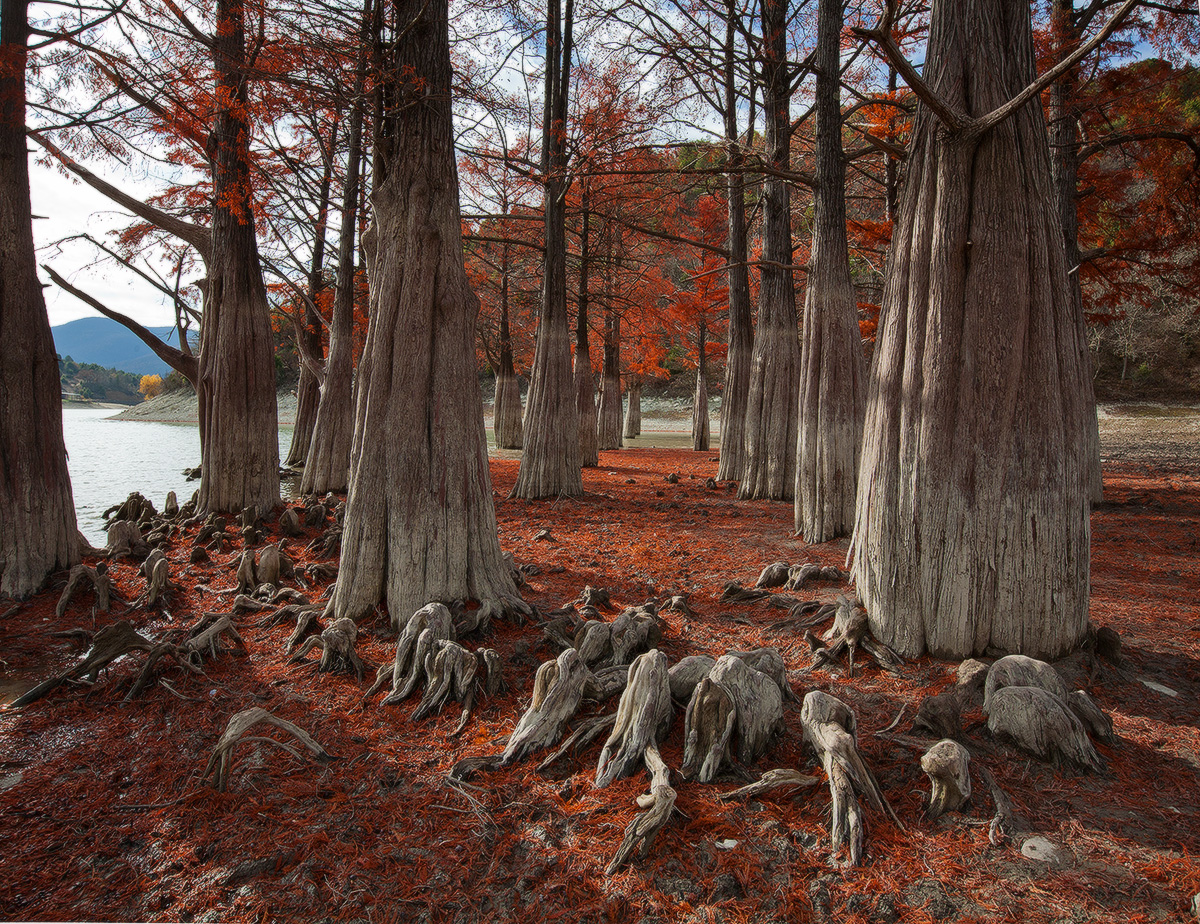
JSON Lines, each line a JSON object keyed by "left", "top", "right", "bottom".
{"left": 1, "top": 415, "right": 1199, "bottom": 923}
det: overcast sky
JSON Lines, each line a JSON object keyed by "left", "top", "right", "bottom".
{"left": 30, "top": 160, "right": 183, "bottom": 330}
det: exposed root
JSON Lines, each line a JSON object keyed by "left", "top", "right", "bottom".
{"left": 411, "top": 640, "right": 478, "bottom": 728}
{"left": 289, "top": 617, "right": 368, "bottom": 680}
{"left": 537, "top": 714, "right": 617, "bottom": 773}
{"left": 801, "top": 691, "right": 900, "bottom": 867}
{"left": 503, "top": 649, "right": 593, "bottom": 765}
{"left": 806, "top": 596, "right": 902, "bottom": 676}
{"left": 595, "top": 650, "right": 672, "bottom": 788}
{"left": 605, "top": 745, "right": 675, "bottom": 875}
{"left": 984, "top": 685, "right": 1106, "bottom": 773}
{"left": 921, "top": 739, "right": 972, "bottom": 818}
{"left": 201, "top": 707, "right": 332, "bottom": 792}
{"left": 56, "top": 563, "right": 112, "bottom": 618}
{"left": 718, "top": 768, "right": 821, "bottom": 801}
{"left": 125, "top": 615, "right": 246, "bottom": 701}
{"left": 681, "top": 676, "right": 735, "bottom": 782}
{"left": 11, "top": 621, "right": 156, "bottom": 707}
{"left": 384, "top": 603, "right": 455, "bottom": 704}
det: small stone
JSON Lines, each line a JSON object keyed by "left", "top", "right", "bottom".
{"left": 1190, "top": 892, "right": 1199, "bottom": 921}
{"left": 1139, "top": 678, "right": 1179, "bottom": 698}
{"left": 0, "top": 772, "right": 23, "bottom": 792}
{"left": 1020, "top": 836, "right": 1073, "bottom": 869}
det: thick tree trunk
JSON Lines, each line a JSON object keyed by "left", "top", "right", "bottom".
{"left": 197, "top": 0, "right": 280, "bottom": 517}
{"left": 493, "top": 246, "right": 524, "bottom": 449}
{"left": 597, "top": 309, "right": 622, "bottom": 449}
{"left": 302, "top": 102, "right": 363, "bottom": 495}
{"left": 795, "top": 0, "right": 864, "bottom": 542}
{"left": 851, "top": 0, "right": 1092, "bottom": 659}
{"left": 739, "top": 0, "right": 800, "bottom": 500}
{"left": 1048, "top": 0, "right": 1103, "bottom": 504}
{"left": 0, "top": 0, "right": 80, "bottom": 598}
{"left": 575, "top": 203, "right": 599, "bottom": 467}
{"left": 692, "top": 324, "right": 710, "bottom": 451}
{"left": 623, "top": 376, "right": 641, "bottom": 439}
{"left": 331, "top": 0, "right": 521, "bottom": 624}
{"left": 512, "top": 0, "right": 582, "bottom": 498}
{"left": 717, "top": 0, "right": 752, "bottom": 483}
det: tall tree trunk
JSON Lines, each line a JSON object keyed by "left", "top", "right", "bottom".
{"left": 623, "top": 375, "right": 642, "bottom": 439}
{"left": 851, "top": 0, "right": 1092, "bottom": 660}
{"left": 512, "top": 0, "right": 582, "bottom": 498}
{"left": 494, "top": 242, "right": 524, "bottom": 449}
{"left": 1048, "top": 0, "right": 1103, "bottom": 504}
{"left": 302, "top": 25, "right": 368, "bottom": 496}
{"left": 739, "top": 0, "right": 800, "bottom": 500}
{"left": 0, "top": 0, "right": 80, "bottom": 598}
{"left": 574, "top": 197, "right": 599, "bottom": 467}
{"left": 795, "top": 0, "right": 864, "bottom": 542}
{"left": 197, "top": 0, "right": 280, "bottom": 516}
{"left": 692, "top": 322, "right": 710, "bottom": 452}
{"left": 286, "top": 140, "right": 335, "bottom": 468}
{"left": 597, "top": 308, "right": 622, "bottom": 449}
{"left": 331, "top": 0, "right": 521, "bottom": 627}
{"left": 717, "top": 0, "right": 752, "bottom": 482}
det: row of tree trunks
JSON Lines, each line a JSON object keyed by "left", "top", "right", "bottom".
{"left": 0, "top": 0, "right": 80, "bottom": 599}
{"left": 794, "top": 0, "right": 864, "bottom": 543}
{"left": 329, "top": 0, "right": 522, "bottom": 623}
{"left": 738, "top": 0, "right": 800, "bottom": 502}
{"left": 851, "top": 0, "right": 1093, "bottom": 659}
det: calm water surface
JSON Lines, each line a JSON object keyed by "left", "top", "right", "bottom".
{"left": 63, "top": 408, "right": 294, "bottom": 544}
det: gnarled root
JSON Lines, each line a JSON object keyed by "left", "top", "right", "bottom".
{"left": 201, "top": 707, "right": 331, "bottom": 792}
{"left": 983, "top": 655, "right": 1067, "bottom": 713}
{"left": 605, "top": 745, "right": 675, "bottom": 875}
{"left": 11, "top": 621, "right": 155, "bottom": 707}
{"left": 595, "top": 650, "right": 672, "bottom": 788}
{"left": 681, "top": 677, "right": 735, "bottom": 782}
{"left": 385, "top": 603, "right": 455, "bottom": 704}
{"left": 503, "top": 649, "right": 593, "bottom": 765}
{"left": 125, "top": 615, "right": 246, "bottom": 701}
{"left": 411, "top": 640, "right": 478, "bottom": 727}
{"left": 56, "top": 563, "right": 112, "bottom": 618}
{"left": 711, "top": 654, "right": 783, "bottom": 765}
{"left": 921, "top": 739, "right": 972, "bottom": 818}
{"left": 289, "top": 617, "right": 368, "bottom": 680}
{"left": 807, "top": 596, "right": 902, "bottom": 677}
{"left": 105, "top": 519, "right": 150, "bottom": 560}
{"left": 784, "top": 562, "right": 843, "bottom": 591}
{"left": 718, "top": 768, "right": 821, "bottom": 801}
{"left": 801, "top": 691, "right": 900, "bottom": 867}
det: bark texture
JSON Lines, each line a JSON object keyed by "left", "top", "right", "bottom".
{"left": 512, "top": 0, "right": 582, "bottom": 498}
{"left": 716, "top": 0, "right": 753, "bottom": 483}
{"left": 739, "top": 0, "right": 800, "bottom": 500}
{"left": 623, "top": 376, "right": 642, "bottom": 439}
{"left": 597, "top": 310, "right": 622, "bottom": 449}
{"left": 331, "top": 0, "right": 521, "bottom": 623}
{"left": 851, "top": 0, "right": 1092, "bottom": 659}
{"left": 493, "top": 255, "right": 524, "bottom": 450}
{"left": 196, "top": 0, "right": 280, "bottom": 516}
{"left": 795, "top": 0, "right": 864, "bottom": 542}
{"left": 302, "top": 42, "right": 367, "bottom": 496}
{"left": 0, "top": 0, "right": 80, "bottom": 598}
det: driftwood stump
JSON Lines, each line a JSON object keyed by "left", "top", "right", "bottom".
{"left": 56, "top": 563, "right": 112, "bottom": 618}
{"left": 289, "top": 617, "right": 368, "bottom": 680}
{"left": 201, "top": 707, "right": 331, "bottom": 792}
{"left": 503, "top": 649, "right": 594, "bottom": 765}
{"left": 595, "top": 650, "right": 672, "bottom": 788}
{"left": 411, "top": 640, "right": 478, "bottom": 728}
{"left": 383, "top": 603, "right": 455, "bottom": 704}
{"left": 807, "top": 596, "right": 902, "bottom": 676}
{"left": 921, "top": 739, "right": 972, "bottom": 818}
{"left": 984, "top": 685, "right": 1106, "bottom": 773}
{"left": 801, "top": 691, "right": 900, "bottom": 867}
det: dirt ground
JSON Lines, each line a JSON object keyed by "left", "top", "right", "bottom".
{"left": 1, "top": 411, "right": 1198, "bottom": 923}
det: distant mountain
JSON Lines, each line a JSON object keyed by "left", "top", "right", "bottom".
{"left": 51, "top": 316, "right": 184, "bottom": 376}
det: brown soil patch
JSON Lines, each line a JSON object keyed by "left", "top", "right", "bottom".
{"left": 1, "top": 446, "right": 1198, "bottom": 923}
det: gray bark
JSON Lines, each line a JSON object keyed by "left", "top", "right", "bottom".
{"left": 493, "top": 244, "right": 524, "bottom": 449}
{"left": 597, "top": 310, "right": 622, "bottom": 449}
{"left": 692, "top": 323, "right": 710, "bottom": 452}
{"left": 623, "top": 376, "right": 641, "bottom": 439}
{"left": 739, "top": 0, "right": 800, "bottom": 500}
{"left": 330, "top": 0, "right": 522, "bottom": 624}
{"left": 512, "top": 0, "right": 582, "bottom": 498}
{"left": 0, "top": 0, "right": 79, "bottom": 598}
{"left": 795, "top": 0, "right": 864, "bottom": 542}
{"left": 851, "top": 0, "right": 1092, "bottom": 659}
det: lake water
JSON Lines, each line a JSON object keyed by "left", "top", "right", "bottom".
{"left": 63, "top": 408, "right": 295, "bottom": 544}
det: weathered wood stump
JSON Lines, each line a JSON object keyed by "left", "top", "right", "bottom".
{"left": 503, "top": 649, "right": 594, "bottom": 765}
{"left": 56, "top": 563, "right": 112, "bottom": 618}
{"left": 106, "top": 519, "right": 150, "bottom": 560}
{"left": 278, "top": 507, "right": 304, "bottom": 537}
{"left": 411, "top": 640, "right": 479, "bottom": 730}
{"left": 801, "top": 691, "right": 900, "bottom": 867}
{"left": 683, "top": 654, "right": 784, "bottom": 781}
{"left": 289, "top": 617, "right": 368, "bottom": 680}
{"left": 201, "top": 707, "right": 331, "bottom": 792}
{"left": 235, "top": 550, "right": 257, "bottom": 595}
{"left": 983, "top": 655, "right": 1067, "bottom": 713}
{"left": 984, "top": 685, "right": 1106, "bottom": 773}
{"left": 257, "top": 544, "right": 294, "bottom": 588}
{"left": 681, "top": 676, "right": 735, "bottom": 782}
{"left": 382, "top": 603, "right": 456, "bottom": 703}
{"left": 595, "top": 650, "right": 673, "bottom": 788}
{"left": 807, "top": 596, "right": 902, "bottom": 676}
{"left": 921, "top": 739, "right": 971, "bottom": 818}
{"left": 755, "top": 561, "right": 790, "bottom": 589}
{"left": 784, "top": 562, "right": 843, "bottom": 591}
